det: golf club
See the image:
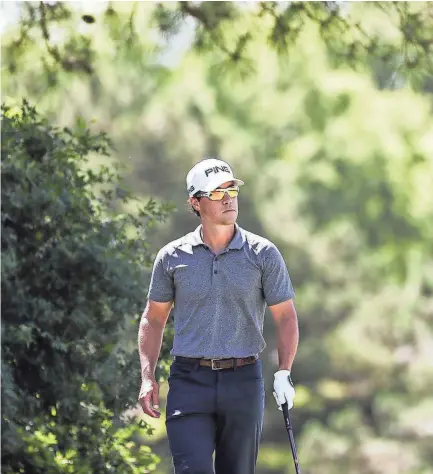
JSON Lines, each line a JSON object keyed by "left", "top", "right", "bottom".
{"left": 282, "top": 402, "right": 301, "bottom": 474}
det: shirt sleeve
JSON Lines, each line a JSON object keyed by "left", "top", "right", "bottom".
{"left": 147, "top": 248, "right": 175, "bottom": 302}
{"left": 261, "top": 243, "right": 295, "bottom": 306}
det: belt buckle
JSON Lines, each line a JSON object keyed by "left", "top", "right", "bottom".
{"left": 211, "top": 358, "right": 224, "bottom": 370}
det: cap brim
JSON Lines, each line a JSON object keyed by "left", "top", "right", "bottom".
{"left": 203, "top": 177, "right": 244, "bottom": 192}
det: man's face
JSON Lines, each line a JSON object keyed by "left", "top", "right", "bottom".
{"left": 190, "top": 181, "right": 239, "bottom": 225}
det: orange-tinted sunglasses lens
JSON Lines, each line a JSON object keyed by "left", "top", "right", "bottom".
{"left": 208, "top": 188, "right": 239, "bottom": 201}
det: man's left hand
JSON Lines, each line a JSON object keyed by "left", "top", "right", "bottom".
{"left": 273, "top": 370, "right": 295, "bottom": 411}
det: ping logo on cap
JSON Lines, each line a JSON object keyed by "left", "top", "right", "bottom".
{"left": 204, "top": 165, "right": 230, "bottom": 178}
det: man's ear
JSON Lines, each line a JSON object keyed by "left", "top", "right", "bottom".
{"left": 189, "top": 197, "right": 200, "bottom": 212}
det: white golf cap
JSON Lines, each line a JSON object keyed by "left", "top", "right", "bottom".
{"left": 186, "top": 158, "right": 244, "bottom": 197}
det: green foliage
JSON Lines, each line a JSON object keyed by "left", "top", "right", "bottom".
{"left": 1, "top": 101, "right": 172, "bottom": 473}
{"left": 2, "top": 2, "right": 433, "bottom": 88}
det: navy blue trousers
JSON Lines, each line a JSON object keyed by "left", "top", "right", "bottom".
{"left": 165, "top": 358, "right": 265, "bottom": 474}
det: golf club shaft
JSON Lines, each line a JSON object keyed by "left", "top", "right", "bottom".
{"left": 282, "top": 403, "right": 301, "bottom": 474}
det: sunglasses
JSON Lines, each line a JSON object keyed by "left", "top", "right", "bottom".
{"left": 196, "top": 186, "right": 240, "bottom": 201}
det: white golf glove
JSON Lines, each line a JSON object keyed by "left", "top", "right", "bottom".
{"left": 273, "top": 370, "right": 295, "bottom": 411}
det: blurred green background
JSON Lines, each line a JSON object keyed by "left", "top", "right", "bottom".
{"left": 2, "top": 2, "right": 433, "bottom": 473}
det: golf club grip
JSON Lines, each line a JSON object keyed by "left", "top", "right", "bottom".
{"left": 282, "top": 403, "right": 301, "bottom": 474}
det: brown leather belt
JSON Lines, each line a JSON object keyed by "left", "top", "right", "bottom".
{"left": 175, "top": 355, "right": 258, "bottom": 370}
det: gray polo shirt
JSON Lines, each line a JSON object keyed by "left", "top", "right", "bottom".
{"left": 147, "top": 224, "right": 295, "bottom": 358}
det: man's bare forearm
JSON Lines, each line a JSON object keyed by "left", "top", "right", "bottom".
{"left": 276, "top": 311, "right": 299, "bottom": 371}
{"left": 138, "top": 312, "right": 165, "bottom": 377}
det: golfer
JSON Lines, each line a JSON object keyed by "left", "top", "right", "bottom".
{"left": 138, "top": 158, "right": 299, "bottom": 474}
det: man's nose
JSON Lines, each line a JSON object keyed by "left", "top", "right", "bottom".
{"left": 222, "top": 191, "right": 233, "bottom": 204}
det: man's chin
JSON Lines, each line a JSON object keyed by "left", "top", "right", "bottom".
{"left": 220, "top": 212, "right": 237, "bottom": 224}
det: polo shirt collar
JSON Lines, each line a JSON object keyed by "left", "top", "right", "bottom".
{"left": 186, "top": 224, "right": 246, "bottom": 250}
{"left": 187, "top": 225, "right": 205, "bottom": 247}
{"left": 228, "top": 224, "right": 246, "bottom": 250}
